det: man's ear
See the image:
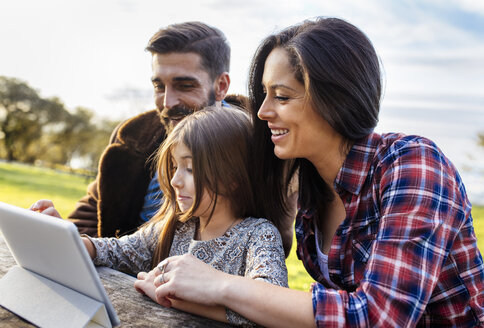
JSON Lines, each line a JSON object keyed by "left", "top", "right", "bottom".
{"left": 213, "top": 72, "right": 230, "bottom": 101}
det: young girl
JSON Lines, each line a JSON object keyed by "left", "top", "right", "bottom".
{"left": 31, "top": 107, "right": 288, "bottom": 326}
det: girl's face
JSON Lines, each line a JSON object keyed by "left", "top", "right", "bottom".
{"left": 170, "top": 142, "right": 213, "bottom": 217}
{"left": 257, "top": 48, "right": 337, "bottom": 162}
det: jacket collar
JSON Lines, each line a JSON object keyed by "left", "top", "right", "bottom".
{"left": 334, "top": 132, "right": 381, "bottom": 196}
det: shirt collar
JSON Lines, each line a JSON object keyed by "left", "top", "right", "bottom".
{"left": 334, "top": 132, "right": 381, "bottom": 195}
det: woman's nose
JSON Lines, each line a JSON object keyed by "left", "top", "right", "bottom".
{"left": 257, "top": 97, "right": 275, "bottom": 121}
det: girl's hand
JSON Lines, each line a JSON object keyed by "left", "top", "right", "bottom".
{"left": 134, "top": 268, "right": 173, "bottom": 307}
{"left": 82, "top": 237, "right": 97, "bottom": 260}
{"left": 152, "top": 254, "right": 229, "bottom": 307}
{"left": 29, "top": 199, "right": 62, "bottom": 219}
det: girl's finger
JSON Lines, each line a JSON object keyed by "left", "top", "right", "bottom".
{"left": 155, "top": 284, "right": 173, "bottom": 308}
{"left": 134, "top": 285, "right": 146, "bottom": 295}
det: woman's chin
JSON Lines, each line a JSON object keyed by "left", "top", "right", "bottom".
{"left": 274, "top": 147, "right": 294, "bottom": 160}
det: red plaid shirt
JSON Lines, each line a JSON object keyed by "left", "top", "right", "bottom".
{"left": 296, "top": 132, "right": 484, "bottom": 327}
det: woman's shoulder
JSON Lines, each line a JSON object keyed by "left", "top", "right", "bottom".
{"left": 378, "top": 132, "right": 439, "bottom": 153}
{"left": 374, "top": 133, "right": 469, "bottom": 204}
{"left": 349, "top": 132, "right": 446, "bottom": 172}
{"left": 375, "top": 132, "right": 449, "bottom": 167}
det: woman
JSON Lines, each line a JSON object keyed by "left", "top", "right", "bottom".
{"left": 148, "top": 18, "right": 484, "bottom": 327}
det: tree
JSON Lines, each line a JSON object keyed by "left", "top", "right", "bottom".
{"left": 1, "top": 76, "right": 121, "bottom": 170}
{"left": 0, "top": 76, "right": 67, "bottom": 162}
{"left": 38, "top": 106, "right": 97, "bottom": 165}
{"left": 39, "top": 106, "right": 119, "bottom": 169}
{"left": 82, "top": 117, "right": 119, "bottom": 168}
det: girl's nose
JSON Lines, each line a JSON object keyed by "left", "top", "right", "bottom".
{"left": 170, "top": 169, "right": 183, "bottom": 189}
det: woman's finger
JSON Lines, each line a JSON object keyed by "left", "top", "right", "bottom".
{"left": 154, "top": 268, "right": 170, "bottom": 286}
{"left": 153, "top": 259, "right": 169, "bottom": 277}
{"left": 137, "top": 271, "right": 148, "bottom": 280}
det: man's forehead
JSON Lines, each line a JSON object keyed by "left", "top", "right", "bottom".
{"left": 151, "top": 52, "right": 209, "bottom": 80}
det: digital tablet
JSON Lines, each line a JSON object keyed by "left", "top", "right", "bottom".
{"left": 0, "top": 201, "right": 120, "bottom": 327}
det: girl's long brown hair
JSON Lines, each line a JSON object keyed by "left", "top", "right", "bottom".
{"left": 148, "top": 107, "right": 256, "bottom": 268}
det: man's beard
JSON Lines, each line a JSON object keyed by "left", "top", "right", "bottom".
{"left": 158, "top": 89, "right": 216, "bottom": 134}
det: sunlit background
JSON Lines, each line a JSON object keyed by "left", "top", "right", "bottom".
{"left": 1, "top": 0, "right": 483, "bottom": 204}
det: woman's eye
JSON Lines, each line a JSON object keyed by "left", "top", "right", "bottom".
{"left": 275, "top": 95, "right": 289, "bottom": 101}
{"left": 187, "top": 168, "right": 193, "bottom": 173}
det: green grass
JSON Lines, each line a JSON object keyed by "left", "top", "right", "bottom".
{"left": 286, "top": 242, "right": 315, "bottom": 290}
{"left": 1, "top": 161, "right": 483, "bottom": 291}
{"left": 472, "top": 206, "right": 484, "bottom": 251}
{"left": 0, "top": 161, "right": 92, "bottom": 218}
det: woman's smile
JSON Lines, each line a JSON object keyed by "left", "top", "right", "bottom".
{"left": 270, "top": 127, "right": 289, "bottom": 143}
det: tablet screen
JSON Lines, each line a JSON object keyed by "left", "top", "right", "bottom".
{"left": 0, "top": 201, "right": 120, "bottom": 327}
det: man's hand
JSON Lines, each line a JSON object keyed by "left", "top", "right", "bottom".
{"left": 29, "top": 199, "right": 62, "bottom": 219}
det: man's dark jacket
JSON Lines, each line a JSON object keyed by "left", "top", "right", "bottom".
{"left": 67, "top": 95, "right": 248, "bottom": 237}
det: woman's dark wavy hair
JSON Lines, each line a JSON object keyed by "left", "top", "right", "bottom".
{"left": 248, "top": 17, "right": 382, "bottom": 230}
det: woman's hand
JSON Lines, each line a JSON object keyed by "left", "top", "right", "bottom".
{"left": 135, "top": 259, "right": 232, "bottom": 323}
{"left": 146, "top": 254, "right": 315, "bottom": 328}
{"left": 152, "top": 254, "right": 229, "bottom": 307}
{"left": 29, "top": 199, "right": 62, "bottom": 219}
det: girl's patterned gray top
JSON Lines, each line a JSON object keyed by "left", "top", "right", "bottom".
{"left": 88, "top": 217, "right": 288, "bottom": 326}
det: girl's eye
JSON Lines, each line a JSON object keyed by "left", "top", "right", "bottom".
{"left": 187, "top": 168, "right": 193, "bottom": 173}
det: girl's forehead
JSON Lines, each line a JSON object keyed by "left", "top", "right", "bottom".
{"left": 171, "top": 142, "right": 191, "bottom": 159}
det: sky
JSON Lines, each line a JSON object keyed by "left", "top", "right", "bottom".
{"left": 1, "top": 0, "right": 484, "bottom": 203}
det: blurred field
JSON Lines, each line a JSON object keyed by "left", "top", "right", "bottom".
{"left": 1, "top": 161, "right": 483, "bottom": 291}
{"left": 0, "top": 161, "right": 90, "bottom": 217}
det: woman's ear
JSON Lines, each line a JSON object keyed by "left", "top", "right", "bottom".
{"left": 213, "top": 72, "right": 230, "bottom": 101}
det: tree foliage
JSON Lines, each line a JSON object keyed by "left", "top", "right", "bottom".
{"left": 0, "top": 76, "right": 120, "bottom": 170}
{"left": 0, "top": 76, "right": 63, "bottom": 161}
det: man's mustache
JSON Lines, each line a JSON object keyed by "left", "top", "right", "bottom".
{"left": 161, "top": 106, "right": 194, "bottom": 121}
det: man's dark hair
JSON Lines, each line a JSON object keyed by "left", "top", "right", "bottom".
{"left": 146, "top": 21, "right": 230, "bottom": 81}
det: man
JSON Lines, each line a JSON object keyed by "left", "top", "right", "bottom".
{"left": 67, "top": 22, "right": 245, "bottom": 238}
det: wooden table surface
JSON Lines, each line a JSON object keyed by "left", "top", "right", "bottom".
{"left": 0, "top": 235, "right": 236, "bottom": 327}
